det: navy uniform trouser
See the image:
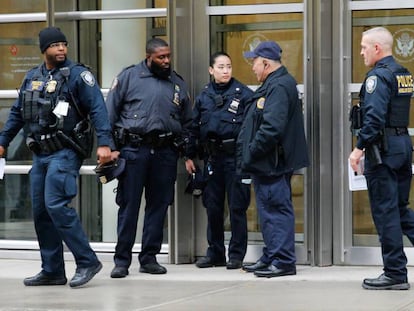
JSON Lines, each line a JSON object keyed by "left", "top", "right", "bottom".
{"left": 364, "top": 135, "right": 414, "bottom": 282}
{"left": 252, "top": 172, "right": 296, "bottom": 270}
{"left": 202, "top": 155, "right": 250, "bottom": 262}
{"left": 114, "top": 145, "right": 178, "bottom": 268}
{"left": 30, "top": 149, "right": 98, "bottom": 276}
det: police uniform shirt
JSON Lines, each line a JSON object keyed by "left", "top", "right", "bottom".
{"left": 356, "top": 55, "right": 413, "bottom": 150}
{"left": 105, "top": 60, "right": 192, "bottom": 136}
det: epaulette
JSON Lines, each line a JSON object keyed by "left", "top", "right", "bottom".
{"left": 120, "top": 64, "right": 135, "bottom": 73}
{"left": 173, "top": 70, "right": 185, "bottom": 81}
{"left": 72, "top": 62, "right": 91, "bottom": 70}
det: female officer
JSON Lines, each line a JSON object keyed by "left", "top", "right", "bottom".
{"left": 185, "top": 52, "right": 253, "bottom": 269}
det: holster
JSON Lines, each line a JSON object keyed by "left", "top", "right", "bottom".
{"left": 349, "top": 104, "right": 362, "bottom": 135}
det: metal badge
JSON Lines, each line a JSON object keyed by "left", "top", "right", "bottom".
{"left": 228, "top": 98, "right": 240, "bottom": 114}
{"left": 173, "top": 84, "right": 181, "bottom": 105}
{"left": 31, "top": 81, "right": 44, "bottom": 91}
{"left": 46, "top": 80, "right": 57, "bottom": 93}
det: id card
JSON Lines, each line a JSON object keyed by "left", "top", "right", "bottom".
{"left": 53, "top": 100, "right": 69, "bottom": 117}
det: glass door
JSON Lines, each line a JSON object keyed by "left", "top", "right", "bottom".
{"left": 205, "top": 0, "right": 309, "bottom": 264}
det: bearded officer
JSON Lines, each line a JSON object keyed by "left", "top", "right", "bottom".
{"left": 0, "top": 27, "right": 115, "bottom": 288}
{"left": 106, "top": 38, "right": 193, "bottom": 278}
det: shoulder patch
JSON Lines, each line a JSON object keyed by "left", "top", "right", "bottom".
{"left": 365, "top": 76, "right": 377, "bottom": 94}
{"left": 256, "top": 97, "right": 265, "bottom": 109}
{"left": 80, "top": 71, "right": 95, "bottom": 87}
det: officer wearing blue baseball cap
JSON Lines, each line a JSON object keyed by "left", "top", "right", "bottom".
{"left": 243, "top": 41, "right": 282, "bottom": 60}
{"left": 237, "top": 40, "right": 309, "bottom": 278}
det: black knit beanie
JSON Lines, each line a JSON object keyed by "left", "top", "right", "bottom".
{"left": 39, "top": 27, "right": 67, "bottom": 53}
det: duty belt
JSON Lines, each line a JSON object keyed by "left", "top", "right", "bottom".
{"left": 205, "top": 138, "right": 236, "bottom": 156}
{"left": 124, "top": 131, "right": 175, "bottom": 148}
{"left": 384, "top": 127, "right": 408, "bottom": 136}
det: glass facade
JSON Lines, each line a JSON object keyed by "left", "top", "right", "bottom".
{"left": 1, "top": 0, "right": 414, "bottom": 265}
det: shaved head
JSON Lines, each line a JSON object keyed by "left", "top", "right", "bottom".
{"left": 362, "top": 27, "right": 393, "bottom": 54}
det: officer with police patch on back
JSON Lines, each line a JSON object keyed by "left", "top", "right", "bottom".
{"left": 0, "top": 27, "right": 114, "bottom": 288}
{"left": 106, "top": 38, "right": 192, "bottom": 278}
{"left": 349, "top": 27, "right": 414, "bottom": 290}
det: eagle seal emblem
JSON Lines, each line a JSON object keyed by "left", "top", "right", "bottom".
{"left": 394, "top": 29, "right": 414, "bottom": 63}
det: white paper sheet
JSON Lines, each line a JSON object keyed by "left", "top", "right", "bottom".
{"left": 0, "top": 158, "right": 5, "bottom": 180}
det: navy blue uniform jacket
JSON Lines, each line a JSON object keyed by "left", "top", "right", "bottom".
{"left": 237, "top": 66, "right": 309, "bottom": 176}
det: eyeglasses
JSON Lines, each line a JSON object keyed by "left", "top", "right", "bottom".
{"left": 49, "top": 42, "right": 68, "bottom": 49}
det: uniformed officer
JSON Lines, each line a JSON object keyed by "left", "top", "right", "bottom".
{"left": 0, "top": 27, "right": 114, "bottom": 288}
{"left": 185, "top": 52, "right": 253, "bottom": 270}
{"left": 349, "top": 27, "right": 414, "bottom": 290}
{"left": 238, "top": 41, "right": 309, "bottom": 278}
{"left": 106, "top": 38, "right": 193, "bottom": 278}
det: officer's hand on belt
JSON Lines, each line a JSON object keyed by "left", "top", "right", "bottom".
{"left": 96, "top": 146, "right": 112, "bottom": 164}
{"left": 0, "top": 146, "right": 5, "bottom": 157}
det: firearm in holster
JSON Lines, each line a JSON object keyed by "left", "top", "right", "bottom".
{"left": 349, "top": 104, "right": 362, "bottom": 135}
{"left": 26, "top": 135, "right": 41, "bottom": 155}
{"left": 56, "top": 130, "right": 88, "bottom": 158}
{"left": 365, "top": 131, "right": 388, "bottom": 166}
{"left": 366, "top": 144, "right": 382, "bottom": 165}
{"left": 113, "top": 128, "right": 127, "bottom": 148}
{"left": 173, "top": 135, "right": 189, "bottom": 154}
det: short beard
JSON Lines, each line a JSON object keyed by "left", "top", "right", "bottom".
{"left": 45, "top": 54, "right": 66, "bottom": 68}
{"left": 150, "top": 62, "right": 171, "bottom": 79}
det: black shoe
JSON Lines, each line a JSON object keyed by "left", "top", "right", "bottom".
{"left": 110, "top": 266, "right": 129, "bottom": 278}
{"left": 139, "top": 262, "right": 167, "bottom": 274}
{"left": 362, "top": 273, "right": 410, "bottom": 290}
{"left": 226, "top": 259, "right": 242, "bottom": 270}
{"left": 254, "top": 264, "right": 296, "bottom": 278}
{"left": 69, "top": 261, "right": 103, "bottom": 288}
{"left": 23, "top": 271, "right": 67, "bottom": 286}
{"left": 242, "top": 260, "right": 268, "bottom": 273}
{"left": 195, "top": 256, "right": 226, "bottom": 268}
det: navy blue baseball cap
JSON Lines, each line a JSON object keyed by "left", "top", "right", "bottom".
{"left": 94, "top": 157, "right": 126, "bottom": 184}
{"left": 243, "top": 41, "right": 282, "bottom": 60}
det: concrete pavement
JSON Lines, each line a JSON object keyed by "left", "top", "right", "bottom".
{"left": 1, "top": 258, "right": 414, "bottom": 310}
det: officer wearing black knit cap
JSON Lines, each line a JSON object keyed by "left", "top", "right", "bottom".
{"left": 0, "top": 26, "right": 116, "bottom": 288}
{"left": 237, "top": 40, "right": 309, "bottom": 278}
{"left": 39, "top": 27, "right": 67, "bottom": 53}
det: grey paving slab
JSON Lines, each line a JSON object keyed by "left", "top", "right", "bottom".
{"left": 1, "top": 259, "right": 414, "bottom": 310}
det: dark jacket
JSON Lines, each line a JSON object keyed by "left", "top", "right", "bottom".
{"left": 0, "top": 59, "right": 113, "bottom": 149}
{"left": 190, "top": 78, "right": 253, "bottom": 158}
{"left": 106, "top": 60, "right": 193, "bottom": 138}
{"left": 237, "top": 65, "right": 309, "bottom": 176}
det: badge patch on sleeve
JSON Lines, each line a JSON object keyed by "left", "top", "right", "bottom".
{"left": 81, "top": 71, "right": 96, "bottom": 87}
{"left": 256, "top": 97, "right": 265, "bottom": 109}
{"left": 365, "top": 76, "right": 377, "bottom": 93}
